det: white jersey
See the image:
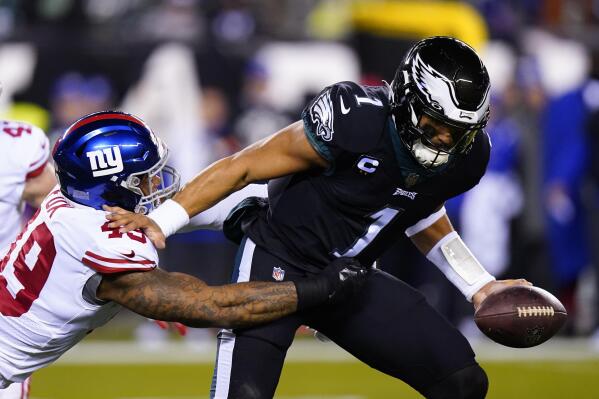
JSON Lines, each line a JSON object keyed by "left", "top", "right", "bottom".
{"left": 0, "top": 120, "right": 49, "bottom": 251}
{"left": 0, "top": 189, "right": 158, "bottom": 387}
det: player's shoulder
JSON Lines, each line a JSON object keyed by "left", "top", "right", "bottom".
{"left": 0, "top": 120, "right": 47, "bottom": 145}
{"left": 80, "top": 221, "right": 158, "bottom": 275}
{"left": 0, "top": 120, "right": 49, "bottom": 175}
{"left": 467, "top": 129, "right": 492, "bottom": 173}
{"left": 42, "top": 191, "right": 158, "bottom": 274}
{"left": 444, "top": 130, "right": 491, "bottom": 195}
{"left": 302, "top": 81, "right": 391, "bottom": 155}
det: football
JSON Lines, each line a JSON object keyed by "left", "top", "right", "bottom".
{"left": 474, "top": 285, "right": 567, "bottom": 348}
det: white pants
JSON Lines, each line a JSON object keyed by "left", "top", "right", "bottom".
{"left": 0, "top": 378, "right": 30, "bottom": 399}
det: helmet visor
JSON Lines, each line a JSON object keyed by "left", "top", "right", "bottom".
{"left": 413, "top": 110, "right": 480, "bottom": 156}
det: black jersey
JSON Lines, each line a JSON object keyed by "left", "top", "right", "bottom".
{"left": 244, "top": 81, "right": 490, "bottom": 273}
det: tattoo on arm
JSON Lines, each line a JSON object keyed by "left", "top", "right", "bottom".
{"left": 97, "top": 269, "right": 298, "bottom": 329}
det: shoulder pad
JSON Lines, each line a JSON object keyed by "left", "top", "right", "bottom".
{"left": 302, "top": 82, "right": 390, "bottom": 161}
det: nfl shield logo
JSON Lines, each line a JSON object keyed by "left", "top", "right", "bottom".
{"left": 405, "top": 173, "right": 420, "bottom": 188}
{"left": 272, "top": 267, "right": 285, "bottom": 281}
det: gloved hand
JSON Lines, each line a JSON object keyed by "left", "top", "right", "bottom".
{"left": 294, "top": 257, "right": 369, "bottom": 310}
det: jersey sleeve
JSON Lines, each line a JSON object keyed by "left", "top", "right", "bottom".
{"left": 301, "top": 81, "right": 387, "bottom": 164}
{"left": 1, "top": 121, "right": 50, "bottom": 178}
{"left": 26, "top": 125, "right": 50, "bottom": 179}
{"left": 81, "top": 227, "right": 159, "bottom": 274}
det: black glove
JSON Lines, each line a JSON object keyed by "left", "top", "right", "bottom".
{"left": 294, "top": 257, "right": 368, "bottom": 310}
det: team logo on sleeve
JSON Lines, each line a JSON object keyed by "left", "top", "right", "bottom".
{"left": 86, "top": 146, "right": 124, "bottom": 177}
{"left": 309, "top": 90, "right": 334, "bottom": 141}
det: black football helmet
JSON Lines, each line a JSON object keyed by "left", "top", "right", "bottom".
{"left": 390, "top": 36, "right": 490, "bottom": 168}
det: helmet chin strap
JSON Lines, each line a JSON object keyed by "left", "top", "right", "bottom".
{"left": 411, "top": 139, "right": 449, "bottom": 168}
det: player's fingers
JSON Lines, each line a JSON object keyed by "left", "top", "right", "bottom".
{"left": 153, "top": 320, "right": 169, "bottom": 330}
{"left": 173, "top": 322, "right": 187, "bottom": 336}
{"left": 102, "top": 205, "right": 130, "bottom": 215}
{"left": 105, "top": 213, "right": 130, "bottom": 222}
{"left": 150, "top": 234, "right": 166, "bottom": 249}
{"left": 119, "top": 221, "right": 140, "bottom": 233}
{"left": 107, "top": 215, "right": 134, "bottom": 228}
{"left": 505, "top": 278, "right": 532, "bottom": 287}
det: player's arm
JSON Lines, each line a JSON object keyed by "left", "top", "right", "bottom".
{"left": 175, "top": 120, "right": 328, "bottom": 216}
{"left": 97, "top": 269, "right": 299, "bottom": 328}
{"left": 105, "top": 121, "right": 328, "bottom": 247}
{"left": 408, "top": 209, "right": 530, "bottom": 310}
{"left": 96, "top": 257, "right": 366, "bottom": 329}
{"left": 21, "top": 163, "right": 57, "bottom": 208}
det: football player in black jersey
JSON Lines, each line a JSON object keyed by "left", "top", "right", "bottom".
{"left": 107, "top": 37, "right": 531, "bottom": 399}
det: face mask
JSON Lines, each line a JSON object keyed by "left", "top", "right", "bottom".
{"left": 410, "top": 138, "right": 449, "bottom": 168}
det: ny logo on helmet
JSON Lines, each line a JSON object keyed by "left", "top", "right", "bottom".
{"left": 86, "top": 146, "right": 124, "bottom": 177}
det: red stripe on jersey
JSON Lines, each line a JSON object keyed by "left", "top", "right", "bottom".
{"left": 26, "top": 161, "right": 47, "bottom": 179}
{"left": 82, "top": 257, "right": 155, "bottom": 274}
{"left": 84, "top": 250, "right": 155, "bottom": 265}
{"left": 65, "top": 113, "right": 147, "bottom": 137}
{"left": 28, "top": 146, "right": 48, "bottom": 166}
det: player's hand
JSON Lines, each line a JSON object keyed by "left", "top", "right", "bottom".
{"left": 320, "top": 257, "right": 369, "bottom": 305}
{"left": 103, "top": 205, "right": 167, "bottom": 249}
{"left": 472, "top": 279, "right": 532, "bottom": 312}
{"left": 153, "top": 320, "right": 188, "bottom": 336}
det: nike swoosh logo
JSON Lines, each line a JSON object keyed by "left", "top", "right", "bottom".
{"left": 122, "top": 250, "right": 136, "bottom": 258}
{"left": 340, "top": 96, "right": 351, "bottom": 114}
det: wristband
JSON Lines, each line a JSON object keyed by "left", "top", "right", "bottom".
{"left": 293, "top": 277, "right": 330, "bottom": 311}
{"left": 148, "top": 199, "right": 190, "bottom": 238}
{"left": 426, "top": 231, "right": 496, "bottom": 302}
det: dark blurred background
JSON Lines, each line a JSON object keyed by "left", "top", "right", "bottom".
{"left": 1, "top": 0, "right": 598, "bottom": 346}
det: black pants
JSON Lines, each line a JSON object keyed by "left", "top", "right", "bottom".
{"left": 210, "top": 238, "right": 478, "bottom": 399}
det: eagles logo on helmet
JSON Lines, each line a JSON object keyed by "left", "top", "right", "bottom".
{"left": 389, "top": 36, "right": 491, "bottom": 169}
{"left": 53, "top": 111, "right": 180, "bottom": 214}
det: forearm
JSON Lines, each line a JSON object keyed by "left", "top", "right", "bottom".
{"left": 174, "top": 155, "right": 251, "bottom": 218}
{"left": 172, "top": 121, "right": 327, "bottom": 218}
{"left": 98, "top": 269, "right": 298, "bottom": 329}
{"left": 149, "top": 155, "right": 255, "bottom": 238}
{"left": 147, "top": 123, "right": 326, "bottom": 238}
{"left": 410, "top": 211, "right": 454, "bottom": 254}
{"left": 410, "top": 215, "right": 495, "bottom": 301}
{"left": 183, "top": 184, "right": 269, "bottom": 232}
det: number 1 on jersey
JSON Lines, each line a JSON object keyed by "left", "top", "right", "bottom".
{"left": 333, "top": 207, "right": 402, "bottom": 258}
{"left": 355, "top": 95, "right": 383, "bottom": 107}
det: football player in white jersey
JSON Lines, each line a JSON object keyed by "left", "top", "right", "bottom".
{"left": 0, "top": 120, "right": 56, "bottom": 251}
{"left": 0, "top": 111, "right": 367, "bottom": 393}
{"left": 0, "top": 120, "right": 56, "bottom": 399}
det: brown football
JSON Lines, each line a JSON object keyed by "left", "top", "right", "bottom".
{"left": 474, "top": 285, "right": 567, "bottom": 348}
